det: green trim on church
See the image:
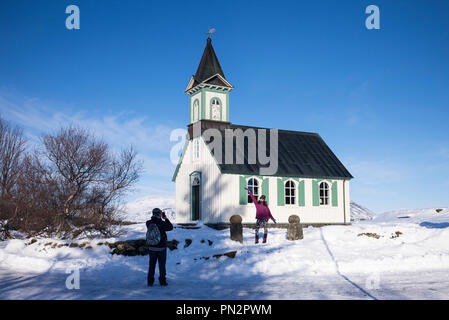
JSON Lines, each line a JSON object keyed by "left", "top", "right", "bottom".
{"left": 201, "top": 90, "right": 206, "bottom": 120}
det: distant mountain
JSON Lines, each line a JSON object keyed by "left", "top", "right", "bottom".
{"left": 118, "top": 195, "right": 175, "bottom": 223}
{"left": 350, "top": 201, "right": 375, "bottom": 221}
{"left": 374, "top": 206, "right": 449, "bottom": 224}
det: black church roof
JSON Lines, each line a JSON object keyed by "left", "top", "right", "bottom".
{"left": 186, "top": 120, "right": 353, "bottom": 180}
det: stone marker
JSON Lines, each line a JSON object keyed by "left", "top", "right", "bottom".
{"left": 287, "top": 215, "right": 303, "bottom": 240}
{"left": 229, "top": 214, "right": 243, "bottom": 243}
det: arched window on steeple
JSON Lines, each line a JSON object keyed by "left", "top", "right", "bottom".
{"left": 193, "top": 99, "right": 199, "bottom": 122}
{"left": 211, "top": 98, "right": 221, "bottom": 121}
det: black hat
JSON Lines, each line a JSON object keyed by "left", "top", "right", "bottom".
{"left": 152, "top": 208, "right": 162, "bottom": 218}
{"left": 259, "top": 195, "right": 266, "bottom": 200}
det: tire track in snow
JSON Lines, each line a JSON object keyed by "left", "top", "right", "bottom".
{"left": 320, "top": 228, "right": 378, "bottom": 300}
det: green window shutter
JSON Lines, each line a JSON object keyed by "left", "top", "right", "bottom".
{"left": 277, "top": 178, "right": 285, "bottom": 206}
{"left": 312, "top": 180, "right": 319, "bottom": 206}
{"left": 298, "top": 180, "right": 305, "bottom": 206}
{"left": 239, "top": 176, "right": 247, "bottom": 205}
{"left": 332, "top": 181, "right": 338, "bottom": 207}
{"left": 226, "top": 93, "right": 229, "bottom": 122}
{"left": 201, "top": 89, "right": 206, "bottom": 120}
{"left": 262, "top": 178, "right": 269, "bottom": 204}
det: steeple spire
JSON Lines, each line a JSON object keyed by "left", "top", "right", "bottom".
{"left": 194, "top": 37, "right": 226, "bottom": 83}
{"left": 185, "top": 36, "right": 234, "bottom": 94}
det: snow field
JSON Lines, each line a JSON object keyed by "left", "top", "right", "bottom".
{"left": 1, "top": 203, "right": 449, "bottom": 299}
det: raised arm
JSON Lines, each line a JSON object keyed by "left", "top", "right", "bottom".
{"left": 162, "top": 218, "right": 173, "bottom": 231}
{"left": 245, "top": 187, "right": 257, "bottom": 206}
{"left": 161, "top": 211, "right": 174, "bottom": 231}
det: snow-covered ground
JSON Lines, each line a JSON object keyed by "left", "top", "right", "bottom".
{"left": 1, "top": 199, "right": 449, "bottom": 300}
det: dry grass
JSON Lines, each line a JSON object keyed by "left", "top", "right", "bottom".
{"left": 357, "top": 232, "right": 382, "bottom": 239}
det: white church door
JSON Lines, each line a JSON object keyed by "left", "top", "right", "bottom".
{"left": 190, "top": 172, "right": 201, "bottom": 220}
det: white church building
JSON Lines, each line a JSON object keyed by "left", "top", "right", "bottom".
{"left": 172, "top": 37, "right": 353, "bottom": 226}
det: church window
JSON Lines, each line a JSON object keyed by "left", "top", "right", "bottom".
{"left": 193, "top": 100, "right": 199, "bottom": 122}
{"left": 285, "top": 180, "right": 296, "bottom": 205}
{"left": 247, "top": 178, "right": 259, "bottom": 203}
{"left": 211, "top": 98, "right": 221, "bottom": 120}
{"left": 319, "top": 182, "right": 329, "bottom": 205}
{"left": 193, "top": 138, "right": 200, "bottom": 160}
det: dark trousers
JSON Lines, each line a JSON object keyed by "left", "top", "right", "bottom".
{"left": 255, "top": 219, "right": 268, "bottom": 235}
{"left": 148, "top": 248, "right": 167, "bottom": 281}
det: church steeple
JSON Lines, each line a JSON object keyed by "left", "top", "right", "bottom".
{"left": 186, "top": 36, "right": 233, "bottom": 124}
{"left": 185, "top": 37, "right": 234, "bottom": 94}
{"left": 194, "top": 37, "right": 226, "bottom": 83}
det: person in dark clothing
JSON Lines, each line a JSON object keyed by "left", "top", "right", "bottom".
{"left": 146, "top": 208, "right": 173, "bottom": 286}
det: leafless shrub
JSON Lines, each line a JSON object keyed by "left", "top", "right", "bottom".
{"left": 0, "top": 117, "right": 27, "bottom": 235}
{"left": 39, "top": 126, "right": 143, "bottom": 238}
{"left": 0, "top": 117, "right": 27, "bottom": 200}
{"left": 0, "top": 122, "right": 143, "bottom": 239}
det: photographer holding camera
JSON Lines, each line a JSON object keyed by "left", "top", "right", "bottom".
{"left": 146, "top": 208, "right": 173, "bottom": 286}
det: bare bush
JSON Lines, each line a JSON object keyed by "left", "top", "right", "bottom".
{"left": 0, "top": 117, "right": 27, "bottom": 235}
{"left": 0, "top": 122, "right": 143, "bottom": 240}
{"left": 11, "top": 154, "right": 59, "bottom": 236}
{"left": 40, "top": 126, "right": 143, "bottom": 237}
{"left": 0, "top": 117, "right": 27, "bottom": 201}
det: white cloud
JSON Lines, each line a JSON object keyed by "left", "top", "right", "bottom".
{"left": 0, "top": 92, "right": 177, "bottom": 155}
{"left": 0, "top": 91, "right": 180, "bottom": 202}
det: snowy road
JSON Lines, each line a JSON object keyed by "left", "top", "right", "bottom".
{"left": 1, "top": 267, "right": 449, "bottom": 299}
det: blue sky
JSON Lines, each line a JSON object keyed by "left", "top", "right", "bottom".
{"left": 0, "top": 0, "right": 448, "bottom": 212}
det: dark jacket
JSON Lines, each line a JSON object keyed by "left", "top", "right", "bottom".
{"left": 146, "top": 216, "right": 173, "bottom": 249}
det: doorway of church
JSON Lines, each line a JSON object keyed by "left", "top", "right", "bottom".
{"left": 190, "top": 172, "right": 201, "bottom": 221}
{"left": 192, "top": 185, "right": 200, "bottom": 221}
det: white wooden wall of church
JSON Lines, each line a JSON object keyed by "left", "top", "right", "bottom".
{"left": 175, "top": 137, "right": 226, "bottom": 223}
{"left": 221, "top": 176, "right": 350, "bottom": 224}
{"left": 175, "top": 138, "right": 351, "bottom": 224}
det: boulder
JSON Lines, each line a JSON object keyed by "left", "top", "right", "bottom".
{"left": 287, "top": 215, "right": 303, "bottom": 240}
{"left": 224, "top": 251, "right": 237, "bottom": 258}
{"left": 138, "top": 246, "right": 149, "bottom": 255}
{"left": 229, "top": 215, "right": 243, "bottom": 243}
{"left": 107, "top": 239, "right": 179, "bottom": 255}
{"left": 212, "top": 251, "right": 237, "bottom": 259}
{"left": 109, "top": 240, "right": 148, "bottom": 256}
{"left": 288, "top": 215, "right": 300, "bottom": 224}
{"left": 184, "top": 239, "right": 192, "bottom": 248}
{"left": 166, "top": 239, "right": 179, "bottom": 251}
{"left": 229, "top": 215, "right": 242, "bottom": 224}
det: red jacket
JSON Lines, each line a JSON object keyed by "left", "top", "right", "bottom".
{"left": 248, "top": 190, "right": 276, "bottom": 222}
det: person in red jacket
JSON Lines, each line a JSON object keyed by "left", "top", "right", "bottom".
{"left": 245, "top": 187, "right": 276, "bottom": 243}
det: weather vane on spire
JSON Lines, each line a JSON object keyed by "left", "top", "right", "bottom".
{"left": 206, "top": 26, "right": 216, "bottom": 38}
